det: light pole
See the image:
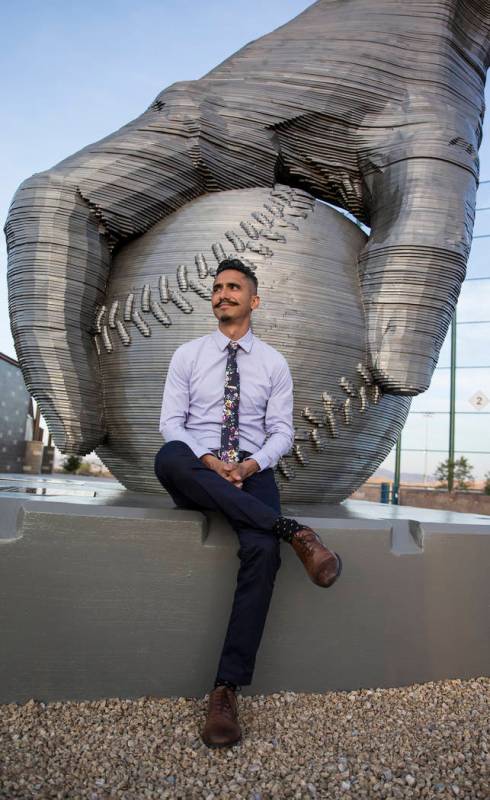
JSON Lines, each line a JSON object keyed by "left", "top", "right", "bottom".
{"left": 448, "top": 310, "right": 457, "bottom": 491}
{"left": 423, "top": 412, "right": 434, "bottom": 484}
{"left": 392, "top": 433, "right": 402, "bottom": 505}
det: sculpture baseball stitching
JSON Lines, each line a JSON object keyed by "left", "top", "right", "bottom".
{"left": 93, "top": 185, "right": 411, "bottom": 500}
{"left": 4, "top": 0, "right": 489, "bottom": 500}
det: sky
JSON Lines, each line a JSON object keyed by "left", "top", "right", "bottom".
{"left": 1, "top": 0, "right": 489, "bottom": 479}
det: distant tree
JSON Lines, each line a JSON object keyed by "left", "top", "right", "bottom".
{"left": 484, "top": 472, "right": 490, "bottom": 496}
{"left": 435, "top": 458, "right": 451, "bottom": 488}
{"left": 454, "top": 457, "right": 474, "bottom": 490}
{"left": 434, "top": 457, "right": 474, "bottom": 490}
{"left": 62, "top": 455, "right": 82, "bottom": 473}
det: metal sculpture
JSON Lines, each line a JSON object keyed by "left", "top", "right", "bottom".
{"left": 5, "top": 0, "right": 489, "bottom": 500}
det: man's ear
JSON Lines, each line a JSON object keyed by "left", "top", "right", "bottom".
{"left": 251, "top": 294, "right": 260, "bottom": 310}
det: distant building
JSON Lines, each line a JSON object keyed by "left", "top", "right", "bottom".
{"left": 0, "top": 353, "right": 31, "bottom": 473}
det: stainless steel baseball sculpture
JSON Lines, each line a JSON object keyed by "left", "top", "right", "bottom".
{"left": 5, "top": 1, "right": 489, "bottom": 501}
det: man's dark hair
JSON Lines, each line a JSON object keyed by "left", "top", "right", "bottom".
{"left": 215, "top": 258, "right": 258, "bottom": 292}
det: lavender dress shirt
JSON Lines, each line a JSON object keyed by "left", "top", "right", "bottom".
{"left": 159, "top": 327, "right": 294, "bottom": 472}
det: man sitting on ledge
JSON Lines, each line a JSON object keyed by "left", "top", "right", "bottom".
{"left": 154, "top": 257, "right": 342, "bottom": 749}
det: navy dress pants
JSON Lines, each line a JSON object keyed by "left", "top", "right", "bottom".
{"left": 154, "top": 440, "right": 282, "bottom": 687}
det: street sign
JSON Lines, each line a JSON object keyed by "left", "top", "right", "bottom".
{"left": 469, "top": 390, "right": 489, "bottom": 410}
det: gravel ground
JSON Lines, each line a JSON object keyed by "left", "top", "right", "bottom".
{"left": 0, "top": 678, "right": 488, "bottom": 800}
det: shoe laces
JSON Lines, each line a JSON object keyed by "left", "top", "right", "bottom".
{"left": 209, "top": 687, "right": 235, "bottom": 717}
{"left": 293, "top": 528, "right": 319, "bottom": 556}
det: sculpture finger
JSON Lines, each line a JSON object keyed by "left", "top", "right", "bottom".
{"left": 359, "top": 132, "right": 478, "bottom": 395}
{"left": 5, "top": 88, "right": 205, "bottom": 453}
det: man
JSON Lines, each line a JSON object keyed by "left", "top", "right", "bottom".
{"left": 154, "top": 258, "right": 342, "bottom": 748}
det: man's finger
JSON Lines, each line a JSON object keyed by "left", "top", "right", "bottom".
{"left": 221, "top": 470, "right": 238, "bottom": 481}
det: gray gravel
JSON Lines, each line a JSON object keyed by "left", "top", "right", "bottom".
{"left": 0, "top": 678, "right": 488, "bottom": 799}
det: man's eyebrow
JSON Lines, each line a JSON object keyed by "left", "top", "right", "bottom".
{"left": 212, "top": 280, "right": 242, "bottom": 288}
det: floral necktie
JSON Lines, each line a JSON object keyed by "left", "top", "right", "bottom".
{"left": 220, "top": 341, "right": 240, "bottom": 462}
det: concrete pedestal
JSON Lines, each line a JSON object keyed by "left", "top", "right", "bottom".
{"left": 0, "top": 473, "right": 489, "bottom": 703}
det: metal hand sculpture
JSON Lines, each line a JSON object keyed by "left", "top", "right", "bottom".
{"left": 5, "top": 0, "right": 489, "bottom": 457}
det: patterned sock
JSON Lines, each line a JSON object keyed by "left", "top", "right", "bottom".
{"left": 272, "top": 516, "right": 303, "bottom": 543}
{"left": 214, "top": 678, "right": 240, "bottom": 693}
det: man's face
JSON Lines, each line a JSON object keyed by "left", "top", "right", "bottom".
{"left": 212, "top": 269, "right": 259, "bottom": 322}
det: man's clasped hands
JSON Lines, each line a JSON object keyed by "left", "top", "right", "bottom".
{"left": 200, "top": 453, "right": 260, "bottom": 489}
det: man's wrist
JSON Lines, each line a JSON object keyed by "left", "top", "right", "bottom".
{"left": 244, "top": 458, "right": 260, "bottom": 475}
{"left": 244, "top": 450, "right": 270, "bottom": 471}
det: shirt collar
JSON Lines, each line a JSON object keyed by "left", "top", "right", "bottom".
{"left": 212, "top": 327, "right": 254, "bottom": 353}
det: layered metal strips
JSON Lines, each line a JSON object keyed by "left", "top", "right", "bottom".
{"left": 94, "top": 186, "right": 410, "bottom": 503}
{"left": 92, "top": 186, "right": 304, "bottom": 352}
{"left": 5, "top": 0, "right": 487, "bottom": 467}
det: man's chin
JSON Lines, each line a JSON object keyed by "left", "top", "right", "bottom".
{"left": 215, "top": 310, "right": 233, "bottom": 322}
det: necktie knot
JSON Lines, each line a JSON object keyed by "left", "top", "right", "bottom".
{"left": 228, "top": 341, "right": 239, "bottom": 353}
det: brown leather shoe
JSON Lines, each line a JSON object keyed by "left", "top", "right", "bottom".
{"left": 290, "top": 527, "right": 342, "bottom": 587}
{"left": 201, "top": 686, "right": 242, "bottom": 748}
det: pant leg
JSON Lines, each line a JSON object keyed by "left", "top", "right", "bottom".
{"left": 154, "top": 467, "right": 202, "bottom": 511}
{"left": 154, "top": 441, "right": 280, "bottom": 531}
{"left": 154, "top": 440, "right": 283, "bottom": 688}
{"left": 214, "top": 468, "right": 283, "bottom": 687}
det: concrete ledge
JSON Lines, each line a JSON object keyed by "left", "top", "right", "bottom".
{"left": 0, "top": 487, "right": 489, "bottom": 702}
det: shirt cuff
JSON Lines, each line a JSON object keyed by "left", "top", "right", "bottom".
{"left": 195, "top": 446, "right": 215, "bottom": 459}
{"left": 244, "top": 451, "right": 270, "bottom": 472}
